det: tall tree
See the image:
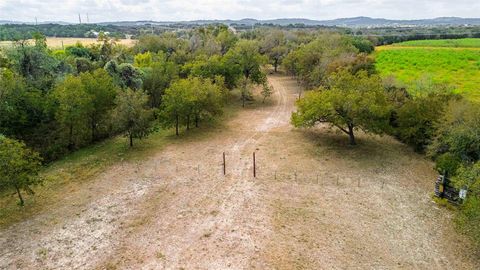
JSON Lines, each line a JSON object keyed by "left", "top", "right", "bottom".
{"left": 160, "top": 77, "right": 224, "bottom": 135}
{"left": 0, "top": 135, "right": 43, "bottom": 206}
{"left": 80, "top": 69, "right": 118, "bottom": 142}
{"left": 52, "top": 75, "right": 91, "bottom": 149}
{"left": 224, "top": 40, "right": 267, "bottom": 107}
{"left": 261, "top": 30, "right": 289, "bottom": 72}
{"left": 292, "top": 71, "right": 391, "bottom": 145}
{"left": 113, "top": 89, "right": 153, "bottom": 147}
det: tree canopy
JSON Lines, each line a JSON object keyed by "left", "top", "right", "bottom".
{"left": 292, "top": 70, "right": 391, "bottom": 145}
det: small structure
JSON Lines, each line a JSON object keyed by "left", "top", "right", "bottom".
{"left": 434, "top": 175, "right": 466, "bottom": 203}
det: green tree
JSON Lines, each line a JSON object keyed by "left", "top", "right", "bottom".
{"left": 113, "top": 89, "right": 153, "bottom": 147}
{"left": 52, "top": 75, "right": 91, "bottom": 149}
{"left": 260, "top": 30, "right": 288, "bottom": 72}
{"left": 80, "top": 69, "right": 118, "bottom": 142}
{"left": 143, "top": 53, "right": 178, "bottom": 108}
{"left": 224, "top": 40, "right": 267, "bottom": 107}
{"left": 0, "top": 135, "right": 43, "bottom": 206}
{"left": 160, "top": 77, "right": 224, "bottom": 135}
{"left": 429, "top": 99, "right": 480, "bottom": 162}
{"left": 292, "top": 71, "right": 391, "bottom": 145}
{"left": 261, "top": 82, "right": 273, "bottom": 103}
{"left": 453, "top": 162, "right": 480, "bottom": 247}
{"left": 283, "top": 34, "right": 358, "bottom": 88}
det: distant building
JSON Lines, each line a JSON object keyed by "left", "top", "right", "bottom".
{"left": 85, "top": 30, "right": 111, "bottom": 38}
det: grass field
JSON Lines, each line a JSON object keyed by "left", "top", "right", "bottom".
{"left": 375, "top": 39, "right": 480, "bottom": 99}
{"left": 0, "top": 37, "right": 136, "bottom": 49}
{"left": 393, "top": 38, "right": 480, "bottom": 48}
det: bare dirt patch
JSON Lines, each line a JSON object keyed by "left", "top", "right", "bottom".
{"left": 0, "top": 74, "right": 477, "bottom": 269}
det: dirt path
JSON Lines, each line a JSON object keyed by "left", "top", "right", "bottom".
{"left": 0, "top": 74, "right": 478, "bottom": 269}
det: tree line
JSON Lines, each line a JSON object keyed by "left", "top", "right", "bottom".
{"left": 1, "top": 25, "right": 289, "bottom": 205}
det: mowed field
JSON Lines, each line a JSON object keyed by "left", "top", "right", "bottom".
{"left": 0, "top": 37, "right": 136, "bottom": 49}
{"left": 375, "top": 38, "right": 480, "bottom": 99}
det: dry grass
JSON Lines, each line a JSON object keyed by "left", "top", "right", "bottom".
{"left": 0, "top": 37, "right": 136, "bottom": 49}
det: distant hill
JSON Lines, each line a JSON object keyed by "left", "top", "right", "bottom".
{"left": 3, "top": 17, "right": 480, "bottom": 28}
{"left": 98, "top": 17, "right": 480, "bottom": 27}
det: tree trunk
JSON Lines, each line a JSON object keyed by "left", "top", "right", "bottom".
{"left": 195, "top": 115, "right": 199, "bottom": 128}
{"left": 91, "top": 117, "right": 96, "bottom": 143}
{"left": 129, "top": 132, "right": 133, "bottom": 147}
{"left": 15, "top": 186, "right": 24, "bottom": 206}
{"left": 274, "top": 59, "right": 278, "bottom": 73}
{"left": 68, "top": 124, "right": 74, "bottom": 150}
{"left": 175, "top": 115, "right": 179, "bottom": 136}
{"left": 186, "top": 115, "right": 190, "bottom": 130}
{"left": 348, "top": 124, "right": 356, "bottom": 145}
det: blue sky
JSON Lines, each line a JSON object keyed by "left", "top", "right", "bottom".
{"left": 1, "top": 0, "right": 479, "bottom": 23}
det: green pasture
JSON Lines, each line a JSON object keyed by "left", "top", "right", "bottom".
{"left": 393, "top": 38, "right": 480, "bottom": 48}
{"left": 375, "top": 47, "right": 480, "bottom": 99}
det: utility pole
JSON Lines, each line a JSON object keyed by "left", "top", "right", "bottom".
{"left": 78, "top": 14, "right": 82, "bottom": 24}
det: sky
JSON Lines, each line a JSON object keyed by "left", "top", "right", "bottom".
{"left": 1, "top": 0, "right": 480, "bottom": 23}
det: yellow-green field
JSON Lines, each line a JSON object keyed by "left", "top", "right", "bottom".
{"left": 0, "top": 37, "right": 136, "bottom": 49}
{"left": 375, "top": 39, "right": 480, "bottom": 100}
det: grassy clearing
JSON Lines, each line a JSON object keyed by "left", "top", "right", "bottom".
{"left": 0, "top": 100, "right": 240, "bottom": 229}
{"left": 375, "top": 47, "right": 480, "bottom": 100}
{"left": 393, "top": 38, "right": 480, "bottom": 48}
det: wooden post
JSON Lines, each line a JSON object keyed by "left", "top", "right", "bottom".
{"left": 223, "top": 152, "right": 226, "bottom": 176}
{"left": 253, "top": 152, "right": 256, "bottom": 178}
{"left": 274, "top": 171, "right": 277, "bottom": 180}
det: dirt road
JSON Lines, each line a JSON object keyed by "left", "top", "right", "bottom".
{"left": 0, "top": 74, "right": 477, "bottom": 269}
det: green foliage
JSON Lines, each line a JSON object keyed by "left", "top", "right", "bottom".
{"left": 224, "top": 39, "right": 267, "bottom": 84}
{"left": 0, "top": 136, "right": 43, "bottom": 206}
{"left": 182, "top": 55, "right": 238, "bottom": 89}
{"left": 453, "top": 162, "right": 480, "bottom": 248}
{"left": 8, "top": 40, "right": 62, "bottom": 91}
{"left": 352, "top": 37, "right": 374, "bottom": 53}
{"left": 283, "top": 34, "right": 359, "bottom": 88}
{"left": 134, "top": 33, "right": 188, "bottom": 63}
{"left": 292, "top": 71, "right": 391, "bottom": 145}
{"left": 0, "top": 69, "right": 42, "bottom": 137}
{"left": 429, "top": 100, "right": 480, "bottom": 163}
{"left": 224, "top": 40, "right": 267, "bottom": 106}
{"left": 261, "top": 82, "right": 274, "bottom": 103}
{"left": 160, "top": 77, "right": 224, "bottom": 135}
{"left": 137, "top": 52, "right": 178, "bottom": 108}
{"left": 393, "top": 91, "right": 453, "bottom": 152}
{"left": 105, "top": 60, "right": 144, "bottom": 90}
{"left": 52, "top": 75, "right": 91, "bottom": 149}
{"left": 113, "top": 89, "right": 153, "bottom": 147}
{"left": 134, "top": 51, "right": 153, "bottom": 68}
{"left": 435, "top": 153, "right": 462, "bottom": 176}
{"left": 260, "top": 30, "right": 289, "bottom": 72}
{"left": 80, "top": 69, "right": 119, "bottom": 141}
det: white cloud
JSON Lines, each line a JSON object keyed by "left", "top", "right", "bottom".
{"left": 0, "top": 0, "right": 479, "bottom": 23}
